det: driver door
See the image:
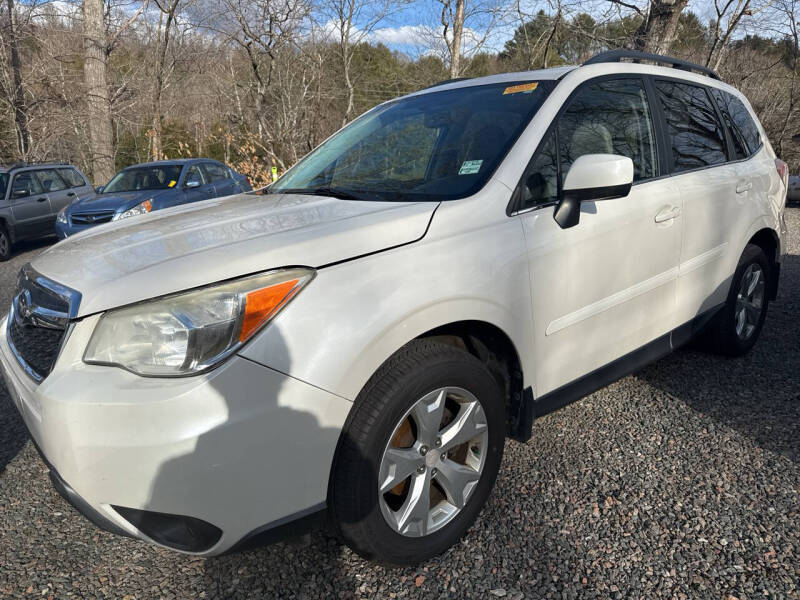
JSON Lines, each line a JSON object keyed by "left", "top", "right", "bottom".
{"left": 516, "top": 77, "right": 682, "bottom": 397}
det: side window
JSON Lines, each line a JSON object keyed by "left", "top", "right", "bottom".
{"left": 710, "top": 88, "right": 748, "bottom": 160}
{"left": 184, "top": 165, "right": 206, "bottom": 185}
{"left": 57, "top": 168, "right": 87, "bottom": 188}
{"left": 34, "top": 169, "right": 68, "bottom": 192}
{"left": 10, "top": 172, "right": 43, "bottom": 198}
{"left": 711, "top": 89, "right": 761, "bottom": 158}
{"left": 202, "top": 162, "right": 228, "bottom": 182}
{"left": 558, "top": 79, "right": 657, "bottom": 184}
{"left": 518, "top": 130, "right": 558, "bottom": 210}
{"left": 655, "top": 80, "right": 727, "bottom": 172}
{"left": 516, "top": 78, "right": 656, "bottom": 211}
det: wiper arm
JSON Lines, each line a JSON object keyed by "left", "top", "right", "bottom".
{"left": 294, "top": 187, "right": 372, "bottom": 201}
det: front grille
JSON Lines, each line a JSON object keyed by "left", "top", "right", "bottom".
{"left": 7, "top": 314, "right": 65, "bottom": 380}
{"left": 70, "top": 210, "right": 115, "bottom": 225}
{"left": 7, "top": 265, "right": 81, "bottom": 382}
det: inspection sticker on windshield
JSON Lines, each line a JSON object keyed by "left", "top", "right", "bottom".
{"left": 459, "top": 160, "right": 483, "bottom": 175}
{"left": 503, "top": 82, "right": 538, "bottom": 95}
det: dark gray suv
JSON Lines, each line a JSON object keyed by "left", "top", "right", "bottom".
{"left": 0, "top": 162, "right": 94, "bottom": 260}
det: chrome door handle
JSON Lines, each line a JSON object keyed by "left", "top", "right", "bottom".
{"left": 654, "top": 206, "right": 681, "bottom": 223}
{"left": 736, "top": 181, "right": 753, "bottom": 194}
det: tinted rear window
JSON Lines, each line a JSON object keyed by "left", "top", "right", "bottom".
{"left": 655, "top": 80, "right": 727, "bottom": 172}
{"left": 57, "top": 167, "right": 87, "bottom": 188}
{"left": 710, "top": 88, "right": 761, "bottom": 159}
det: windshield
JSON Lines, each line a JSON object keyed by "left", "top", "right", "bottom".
{"left": 103, "top": 165, "right": 183, "bottom": 193}
{"left": 271, "top": 80, "right": 553, "bottom": 201}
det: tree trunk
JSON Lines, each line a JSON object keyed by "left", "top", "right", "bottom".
{"left": 634, "top": 0, "right": 689, "bottom": 55}
{"left": 82, "top": 0, "right": 114, "bottom": 183}
{"left": 449, "top": 0, "right": 465, "bottom": 78}
{"left": 6, "top": 0, "right": 30, "bottom": 159}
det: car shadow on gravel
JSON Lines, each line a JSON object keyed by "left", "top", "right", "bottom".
{"left": 637, "top": 254, "right": 800, "bottom": 464}
{"left": 0, "top": 390, "right": 28, "bottom": 474}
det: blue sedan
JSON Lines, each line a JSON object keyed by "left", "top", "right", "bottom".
{"left": 56, "top": 158, "right": 252, "bottom": 238}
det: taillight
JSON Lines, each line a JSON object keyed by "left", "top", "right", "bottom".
{"left": 775, "top": 158, "right": 789, "bottom": 188}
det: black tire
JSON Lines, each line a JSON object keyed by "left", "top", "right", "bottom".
{"left": 0, "top": 224, "right": 10, "bottom": 262}
{"left": 330, "top": 339, "right": 505, "bottom": 565}
{"left": 705, "top": 243, "right": 770, "bottom": 357}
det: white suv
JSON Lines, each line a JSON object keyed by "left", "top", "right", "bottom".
{"left": 0, "top": 51, "right": 788, "bottom": 564}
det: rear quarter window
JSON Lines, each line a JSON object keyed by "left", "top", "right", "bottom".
{"left": 710, "top": 89, "right": 761, "bottom": 158}
{"left": 57, "top": 168, "right": 88, "bottom": 188}
{"left": 655, "top": 80, "right": 728, "bottom": 173}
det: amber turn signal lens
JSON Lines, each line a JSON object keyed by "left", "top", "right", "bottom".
{"left": 239, "top": 279, "right": 299, "bottom": 342}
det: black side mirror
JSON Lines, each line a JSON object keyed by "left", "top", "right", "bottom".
{"left": 95, "top": 185, "right": 104, "bottom": 193}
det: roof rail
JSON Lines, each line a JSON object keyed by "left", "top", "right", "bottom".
{"left": 7, "top": 160, "right": 70, "bottom": 170}
{"left": 583, "top": 49, "right": 721, "bottom": 81}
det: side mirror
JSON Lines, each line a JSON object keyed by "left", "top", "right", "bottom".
{"left": 554, "top": 154, "right": 633, "bottom": 229}
{"left": 185, "top": 178, "right": 201, "bottom": 189}
{"left": 11, "top": 189, "right": 28, "bottom": 198}
{"left": 95, "top": 185, "right": 104, "bottom": 193}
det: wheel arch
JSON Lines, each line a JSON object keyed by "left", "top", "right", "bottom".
{"left": 414, "top": 320, "right": 531, "bottom": 441}
{"left": 746, "top": 227, "right": 780, "bottom": 300}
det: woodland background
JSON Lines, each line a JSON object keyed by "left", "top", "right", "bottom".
{"left": 1, "top": 0, "right": 799, "bottom": 187}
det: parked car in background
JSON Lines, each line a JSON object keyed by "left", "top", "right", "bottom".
{"left": 55, "top": 158, "right": 252, "bottom": 238}
{"left": 788, "top": 175, "right": 800, "bottom": 203}
{"left": 0, "top": 162, "right": 94, "bottom": 261}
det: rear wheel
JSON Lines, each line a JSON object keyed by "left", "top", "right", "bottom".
{"left": 0, "top": 225, "right": 10, "bottom": 261}
{"left": 706, "top": 244, "right": 770, "bottom": 356}
{"left": 330, "top": 340, "right": 505, "bottom": 564}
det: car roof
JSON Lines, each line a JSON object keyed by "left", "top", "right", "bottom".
{"left": 405, "top": 53, "right": 745, "bottom": 103}
{"left": 0, "top": 162, "right": 74, "bottom": 173}
{"left": 123, "top": 158, "right": 222, "bottom": 170}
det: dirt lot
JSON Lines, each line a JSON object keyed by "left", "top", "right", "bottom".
{"left": 1, "top": 210, "right": 798, "bottom": 599}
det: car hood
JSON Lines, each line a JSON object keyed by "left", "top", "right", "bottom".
{"left": 33, "top": 192, "right": 438, "bottom": 317}
{"left": 68, "top": 190, "right": 163, "bottom": 212}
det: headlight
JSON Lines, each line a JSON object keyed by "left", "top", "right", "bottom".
{"left": 112, "top": 199, "right": 153, "bottom": 221}
{"left": 84, "top": 268, "right": 314, "bottom": 376}
{"left": 56, "top": 208, "right": 68, "bottom": 224}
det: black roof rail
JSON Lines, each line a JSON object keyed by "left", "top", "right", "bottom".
{"left": 421, "top": 77, "right": 472, "bottom": 90}
{"left": 6, "top": 160, "right": 70, "bottom": 170}
{"left": 583, "top": 49, "right": 721, "bottom": 81}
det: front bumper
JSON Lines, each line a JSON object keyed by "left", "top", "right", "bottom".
{"left": 55, "top": 220, "right": 95, "bottom": 239}
{"left": 0, "top": 314, "right": 352, "bottom": 556}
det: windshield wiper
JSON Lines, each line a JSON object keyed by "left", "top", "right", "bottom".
{"left": 284, "top": 187, "right": 374, "bottom": 201}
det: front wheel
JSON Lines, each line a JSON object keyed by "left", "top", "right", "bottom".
{"left": 705, "top": 243, "right": 771, "bottom": 356}
{"left": 0, "top": 225, "right": 10, "bottom": 261}
{"left": 330, "top": 340, "right": 505, "bottom": 564}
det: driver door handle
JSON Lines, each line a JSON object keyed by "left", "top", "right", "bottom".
{"left": 36, "top": 197, "right": 48, "bottom": 203}
{"left": 654, "top": 206, "right": 681, "bottom": 223}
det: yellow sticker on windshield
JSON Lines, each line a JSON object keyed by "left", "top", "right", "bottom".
{"left": 503, "top": 82, "right": 538, "bottom": 95}
{"left": 168, "top": 180, "right": 177, "bottom": 188}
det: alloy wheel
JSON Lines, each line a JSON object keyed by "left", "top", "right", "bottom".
{"left": 378, "top": 386, "right": 488, "bottom": 537}
{"left": 735, "top": 263, "right": 765, "bottom": 340}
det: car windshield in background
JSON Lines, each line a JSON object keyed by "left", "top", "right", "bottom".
{"left": 103, "top": 165, "right": 183, "bottom": 193}
{"left": 271, "top": 81, "right": 554, "bottom": 201}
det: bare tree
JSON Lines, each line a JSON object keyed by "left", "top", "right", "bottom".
{"left": 706, "top": 0, "right": 776, "bottom": 70}
{"left": 4, "top": 0, "right": 30, "bottom": 159}
{"left": 321, "top": 0, "right": 393, "bottom": 125}
{"left": 434, "top": 0, "right": 504, "bottom": 77}
{"left": 149, "top": 0, "right": 182, "bottom": 160}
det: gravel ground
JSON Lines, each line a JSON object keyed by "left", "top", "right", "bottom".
{"left": 1, "top": 211, "right": 799, "bottom": 600}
